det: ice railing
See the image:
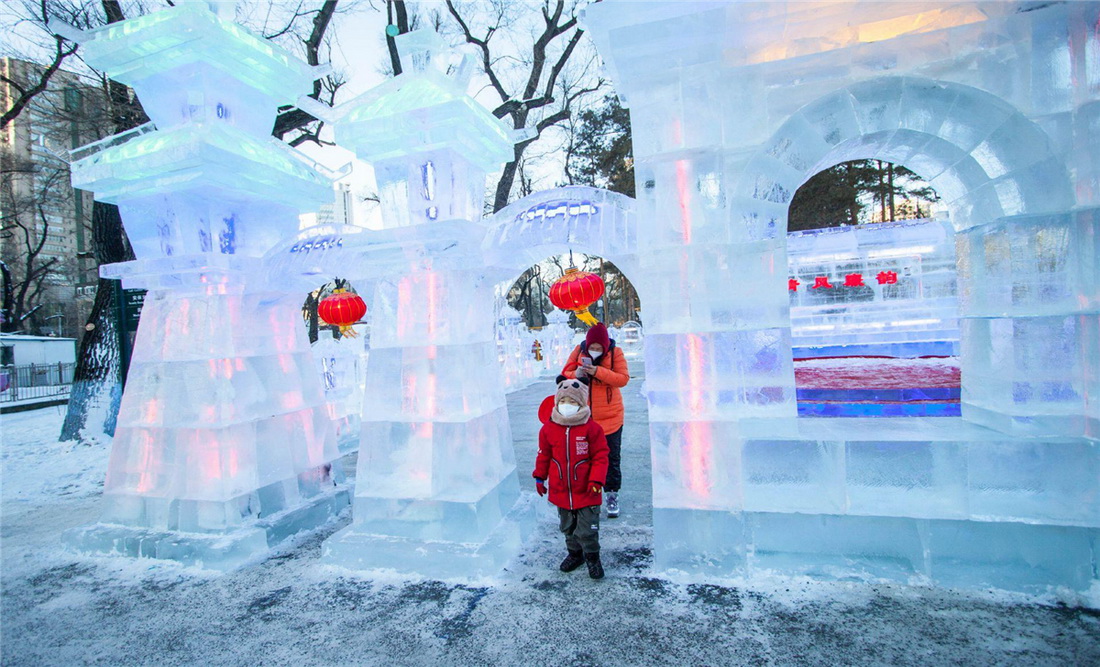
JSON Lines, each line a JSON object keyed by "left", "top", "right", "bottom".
{"left": 268, "top": 138, "right": 353, "bottom": 183}
{"left": 69, "top": 122, "right": 157, "bottom": 162}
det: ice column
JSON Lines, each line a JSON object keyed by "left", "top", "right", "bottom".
{"left": 62, "top": 2, "right": 346, "bottom": 569}
{"left": 320, "top": 31, "right": 531, "bottom": 577}
{"left": 626, "top": 65, "right": 798, "bottom": 574}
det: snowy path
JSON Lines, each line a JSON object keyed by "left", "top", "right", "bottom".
{"left": 2, "top": 367, "right": 1099, "bottom": 666}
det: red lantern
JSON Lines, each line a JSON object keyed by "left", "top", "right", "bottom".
{"left": 318, "top": 289, "right": 366, "bottom": 336}
{"left": 549, "top": 267, "right": 605, "bottom": 327}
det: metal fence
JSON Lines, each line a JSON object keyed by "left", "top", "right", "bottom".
{"left": 0, "top": 363, "right": 75, "bottom": 403}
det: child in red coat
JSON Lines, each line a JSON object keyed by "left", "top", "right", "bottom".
{"left": 533, "top": 376, "right": 610, "bottom": 579}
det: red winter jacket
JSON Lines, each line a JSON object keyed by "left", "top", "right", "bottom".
{"left": 533, "top": 419, "right": 609, "bottom": 510}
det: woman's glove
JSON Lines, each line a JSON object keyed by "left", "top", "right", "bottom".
{"left": 535, "top": 480, "right": 547, "bottom": 497}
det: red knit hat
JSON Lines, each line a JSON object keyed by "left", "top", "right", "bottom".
{"left": 585, "top": 322, "right": 610, "bottom": 351}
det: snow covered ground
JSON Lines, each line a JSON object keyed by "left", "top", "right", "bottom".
{"left": 2, "top": 367, "right": 1098, "bottom": 666}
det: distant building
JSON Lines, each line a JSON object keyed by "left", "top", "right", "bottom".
{"left": 1, "top": 58, "right": 104, "bottom": 338}
{"left": 313, "top": 182, "right": 355, "bottom": 227}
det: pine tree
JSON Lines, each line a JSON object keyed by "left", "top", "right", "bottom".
{"left": 567, "top": 94, "right": 634, "bottom": 197}
{"left": 789, "top": 160, "right": 940, "bottom": 231}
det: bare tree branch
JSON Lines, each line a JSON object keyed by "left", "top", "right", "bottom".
{"left": 445, "top": 0, "right": 509, "bottom": 104}
{"left": 1, "top": 30, "right": 78, "bottom": 128}
{"left": 270, "top": 0, "right": 340, "bottom": 145}
{"left": 262, "top": 1, "right": 308, "bottom": 40}
{"left": 443, "top": 0, "right": 596, "bottom": 212}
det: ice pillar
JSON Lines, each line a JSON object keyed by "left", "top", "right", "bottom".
{"left": 62, "top": 3, "right": 347, "bottom": 569}
{"left": 320, "top": 31, "right": 532, "bottom": 577}
{"left": 628, "top": 70, "right": 798, "bottom": 575}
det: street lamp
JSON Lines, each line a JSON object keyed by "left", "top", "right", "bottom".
{"left": 45, "top": 314, "right": 64, "bottom": 337}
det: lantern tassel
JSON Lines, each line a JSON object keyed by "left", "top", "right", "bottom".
{"left": 574, "top": 308, "right": 599, "bottom": 327}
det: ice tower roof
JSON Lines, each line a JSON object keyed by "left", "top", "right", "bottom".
{"left": 323, "top": 30, "right": 516, "bottom": 173}
{"left": 79, "top": 3, "right": 320, "bottom": 105}
{"left": 71, "top": 122, "right": 332, "bottom": 209}
{"left": 331, "top": 72, "right": 515, "bottom": 172}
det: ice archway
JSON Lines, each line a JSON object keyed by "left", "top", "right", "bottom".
{"left": 484, "top": 185, "right": 640, "bottom": 389}
{"left": 483, "top": 185, "right": 639, "bottom": 280}
{"left": 742, "top": 75, "right": 1078, "bottom": 434}
{"left": 742, "top": 76, "right": 1073, "bottom": 229}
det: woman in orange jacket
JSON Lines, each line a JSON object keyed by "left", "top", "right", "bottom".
{"left": 560, "top": 322, "right": 630, "bottom": 518}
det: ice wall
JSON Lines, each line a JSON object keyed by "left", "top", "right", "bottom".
{"left": 494, "top": 304, "right": 579, "bottom": 391}
{"left": 609, "top": 321, "right": 644, "bottom": 360}
{"left": 585, "top": 0, "right": 1099, "bottom": 594}
{"left": 540, "top": 311, "right": 582, "bottom": 371}
{"left": 63, "top": 3, "right": 347, "bottom": 569}
{"left": 496, "top": 306, "right": 539, "bottom": 392}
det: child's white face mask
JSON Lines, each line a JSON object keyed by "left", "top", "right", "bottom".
{"left": 558, "top": 403, "right": 580, "bottom": 417}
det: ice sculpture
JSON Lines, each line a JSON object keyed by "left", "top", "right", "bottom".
{"left": 298, "top": 30, "right": 535, "bottom": 577}
{"left": 538, "top": 310, "right": 581, "bottom": 372}
{"left": 312, "top": 334, "right": 367, "bottom": 454}
{"left": 788, "top": 219, "right": 959, "bottom": 357}
{"left": 610, "top": 321, "right": 644, "bottom": 359}
{"left": 61, "top": 2, "right": 347, "bottom": 569}
{"left": 585, "top": 0, "right": 1099, "bottom": 593}
{"left": 496, "top": 305, "right": 540, "bottom": 392}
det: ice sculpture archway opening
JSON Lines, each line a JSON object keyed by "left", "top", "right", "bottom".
{"left": 747, "top": 76, "right": 1073, "bottom": 230}
{"left": 785, "top": 160, "right": 960, "bottom": 418}
{"left": 484, "top": 184, "right": 642, "bottom": 385}
{"left": 744, "top": 76, "right": 1073, "bottom": 427}
{"left": 495, "top": 250, "right": 644, "bottom": 392}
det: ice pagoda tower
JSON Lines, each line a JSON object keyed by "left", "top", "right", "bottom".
{"left": 62, "top": 2, "right": 347, "bottom": 569}
{"left": 316, "top": 30, "right": 533, "bottom": 577}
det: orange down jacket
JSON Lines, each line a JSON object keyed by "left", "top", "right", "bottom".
{"left": 561, "top": 342, "right": 629, "bottom": 434}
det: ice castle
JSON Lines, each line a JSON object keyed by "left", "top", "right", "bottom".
{"left": 60, "top": 0, "right": 1098, "bottom": 594}
{"left": 583, "top": 0, "right": 1099, "bottom": 593}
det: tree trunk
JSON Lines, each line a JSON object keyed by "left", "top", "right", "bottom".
{"left": 385, "top": 0, "right": 411, "bottom": 76}
{"left": 305, "top": 292, "right": 319, "bottom": 344}
{"left": 60, "top": 277, "right": 123, "bottom": 440}
{"left": 61, "top": 201, "right": 133, "bottom": 441}
{"left": 888, "top": 163, "right": 896, "bottom": 222}
{"left": 0, "top": 261, "right": 13, "bottom": 332}
{"left": 846, "top": 164, "right": 859, "bottom": 226}
{"left": 877, "top": 161, "right": 886, "bottom": 223}
{"left": 493, "top": 143, "right": 525, "bottom": 213}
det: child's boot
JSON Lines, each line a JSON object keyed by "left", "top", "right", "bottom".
{"left": 585, "top": 552, "right": 604, "bottom": 579}
{"left": 560, "top": 549, "right": 585, "bottom": 572}
{"left": 605, "top": 492, "right": 619, "bottom": 518}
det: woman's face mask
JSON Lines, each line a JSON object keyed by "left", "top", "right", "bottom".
{"left": 558, "top": 402, "right": 580, "bottom": 417}
{"left": 588, "top": 345, "right": 603, "bottom": 361}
